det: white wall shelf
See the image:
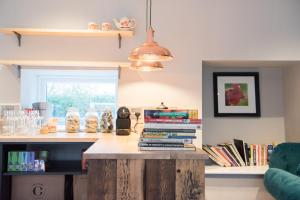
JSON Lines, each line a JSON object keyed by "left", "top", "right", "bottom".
{"left": 205, "top": 165, "right": 269, "bottom": 175}
{"left": 0, "top": 60, "right": 130, "bottom": 68}
{"left": 0, "top": 28, "right": 134, "bottom": 48}
{"left": 0, "top": 60, "right": 131, "bottom": 78}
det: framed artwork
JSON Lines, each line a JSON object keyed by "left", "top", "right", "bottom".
{"left": 213, "top": 72, "right": 261, "bottom": 117}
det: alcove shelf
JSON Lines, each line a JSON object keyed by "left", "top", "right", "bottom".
{"left": 205, "top": 165, "right": 268, "bottom": 175}
{"left": 0, "top": 28, "right": 134, "bottom": 48}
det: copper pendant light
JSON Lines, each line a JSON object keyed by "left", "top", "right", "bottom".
{"left": 129, "top": 27, "right": 173, "bottom": 62}
{"left": 130, "top": 61, "right": 163, "bottom": 71}
{"left": 129, "top": 0, "right": 173, "bottom": 71}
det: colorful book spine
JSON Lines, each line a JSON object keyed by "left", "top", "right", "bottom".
{"left": 257, "top": 144, "right": 261, "bottom": 166}
{"left": 143, "top": 128, "right": 196, "bottom": 133}
{"left": 203, "top": 145, "right": 222, "bottom": 161}
{"left": 218, "top": 147, "right": 235, "bottom": 166}
{"left": 261, "top": 145, "right": 264, "bottom": 166}
{"left": 222, "top": 147, "right": 239, "bottom": 167}
{"left": 205, "top": 142, "right": 274, "bottom": 168}
{"left": 264, "top": 145, "right": 268, "bottom": 166}
{"left": 138, "top": 143, "right": 184, "bottom": 147}
{"left": 142, "top": 132, "right": 195, "bottom": 137}
{"left": 139, "top": 138, "right": 193, "bottom": 144}
{"left": 139, "top": 146, "right": 196, "bottom": 151}
{"left": 211, "top": 147, "right": 232, "bottom": 167}
{"left": 244, "top": 143, "right": 250, "bottom": 166}
{"left": 253, "top": 145, "right": 257, "bottom": 166}
{"left": 144, "top": 109, "right": 198, "bottom": 120}
{"left": 224, "top": 145, "right": 241, "bottom": 167}
{"left": 144, "top": 118, "right": 201, "bottom": 124}
{"left": 230, "top": 144, "right": 246, "bottom": 166}
{"left": 267, "top": 144, "right": 273, "bottom": 163}
{"left": 144, "top": 123, "right": 201, "bottom": 129}
{"left": 205, "top": 151, "right": 226, "bottom": 167}
{"left": 141, "top": 135, "right": 196, "bottom": 139}
{"left": 203, "top": 145, "right": 227, "bottom": 167}
{"left": 250, "top": 144, "right": 254, "bottom": 166}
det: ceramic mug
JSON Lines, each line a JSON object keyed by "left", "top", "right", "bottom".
{"left": 120, "top": 19, "right": 136, "bottom": 29}
{"left": 102, "top": 22, "right": 112, "bottom": 31}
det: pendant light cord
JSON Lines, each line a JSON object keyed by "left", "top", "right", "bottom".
{"left": 146, "top": 0, "right": 148, "bottom": 31}
{"left": 149, "top": 0, "right": 152, "bottom": 27}
{"left": 146, "top": 0, "right": 152, "bottom": 31}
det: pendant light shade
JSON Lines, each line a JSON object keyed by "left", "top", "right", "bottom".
{"left": 129, "top": 0, "right": 173, "bottom": 71}
{"left": 130, "top": 60, "right": 163, "bottom": 71}
{"left": 128, "top": 27, "right": 173, "bottom": 62}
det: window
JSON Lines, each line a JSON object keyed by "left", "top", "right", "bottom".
{"left": 21, "top": 69, "right": 118, "bottom": 127}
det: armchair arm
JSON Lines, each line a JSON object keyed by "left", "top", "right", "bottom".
{"left": 264, "top": 168, "right": 300, "bottom": 200}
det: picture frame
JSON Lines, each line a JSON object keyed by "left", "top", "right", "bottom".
{"left": 213, "top": 72, "right": 261, "bottom": 117}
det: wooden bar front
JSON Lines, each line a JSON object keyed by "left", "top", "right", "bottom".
{"left": 88, "top": 159, "right": 205, "bottom": 200}
{"left": 85, "top": 134, "right": 207, "bottom": 200}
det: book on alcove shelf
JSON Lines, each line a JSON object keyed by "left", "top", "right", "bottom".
{"left": 203, "top": 139, "right": 276, "bottom": 167}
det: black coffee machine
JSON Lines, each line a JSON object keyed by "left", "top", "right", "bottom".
{"left": 116, "top": 107, "right": 131, "bottom": 135}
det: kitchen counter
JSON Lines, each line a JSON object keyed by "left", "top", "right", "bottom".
{"left": 0, "top": 132, "right": 207, "bottom": 160}
{"left": 0, "top": 132, "right": 102, "bottom": 142}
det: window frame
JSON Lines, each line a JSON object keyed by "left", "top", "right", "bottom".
{"left": 21, "top": 69, "right": 119, "bottom": 130}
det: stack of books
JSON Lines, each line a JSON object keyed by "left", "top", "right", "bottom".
{"left": 203, "top": 139, "right": 275, "bottom": 167}
{"left": 139, "top": 109, "right": 201, "bottom": 151}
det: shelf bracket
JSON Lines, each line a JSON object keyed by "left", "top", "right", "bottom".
{"left": 12, "top": 31, "right": 22, "bottom": 47}
{"left": 12, "top": 64, "right": 21, "bottom": 78}
{"left": 118, "top": 33, "right": 122, "bottom": 49}
{"left": 17, "top": 65, "right": 21, "bottom": 78}
{"left": 118, "top": 66, "right": 121, "bottom": 79}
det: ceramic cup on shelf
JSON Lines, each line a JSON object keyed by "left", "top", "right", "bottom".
{"left": 113, "top": 17, "right": 136, "bottom": 30}
{"left": 101, "top": 22, "right": 112, "bottom": 31}
{"left": 88, "top": 22, "right": 100, "bottom": 30}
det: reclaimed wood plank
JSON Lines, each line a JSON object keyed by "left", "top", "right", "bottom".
{"left": 73, "top": 175, "right": 88, "bottom": 200}
{"left": 176, "top": 160, "right": 205, "bottom": 200}
{"left": 145, "top": 160, "right": 176, "bottom": 200}
{"left": 117, "top": 160, "right": 145, "bottom": 200}
{"left": 88, "top": 160, "right": 117, "bottom": 200}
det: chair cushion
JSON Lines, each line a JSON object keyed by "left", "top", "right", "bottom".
{"left": 264, "top": 168, "right": 300, "bottom": 200}
{"left": 296, "top": 163, "right": 300, "bottom": 177}
{"left": 269, "top": 143, "right": 300, "bottom": 175}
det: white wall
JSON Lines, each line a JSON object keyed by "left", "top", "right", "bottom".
{"left": 206, "top": 176, "right": 274, "bottom": 200}
{"left": 0, "top": 66, "right": 19, "bottom": 103}
{"left": 283, "top": 66, "right": 300, "bottom": 142}
{"left": 1, "top": 0, "right": 300, "bottom": 114}
{"left": 202, "top": 66, "right": 286, "bottom": 145}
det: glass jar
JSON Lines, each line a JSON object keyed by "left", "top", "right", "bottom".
{"left": 100, "top": 109, "right": 114, "bottom": 133}
{"left": 65, "top": 107, "right": 80, "bottom": 133}
{"left": 85, "top": 110, "right": 99, "bottom": 133}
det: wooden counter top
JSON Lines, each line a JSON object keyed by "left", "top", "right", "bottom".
{"left": 0, "top": 132, "right": 207, "bottom": 160}
{"left": 0, "top": 132, "right": 101, "bottom": 142}
{"left": 84, "top": 133, "right": 208, "bottom": 160}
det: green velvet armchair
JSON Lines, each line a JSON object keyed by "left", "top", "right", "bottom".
{"left": 264, "top": 143, "right": 300, "bottom": 200}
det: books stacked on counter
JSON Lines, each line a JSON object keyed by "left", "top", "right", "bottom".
{"left": 203, "top": 139, "right": 276, "bottom": 167}
{"left": 139, "top": 109, "right": 201, "bottom": 151}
